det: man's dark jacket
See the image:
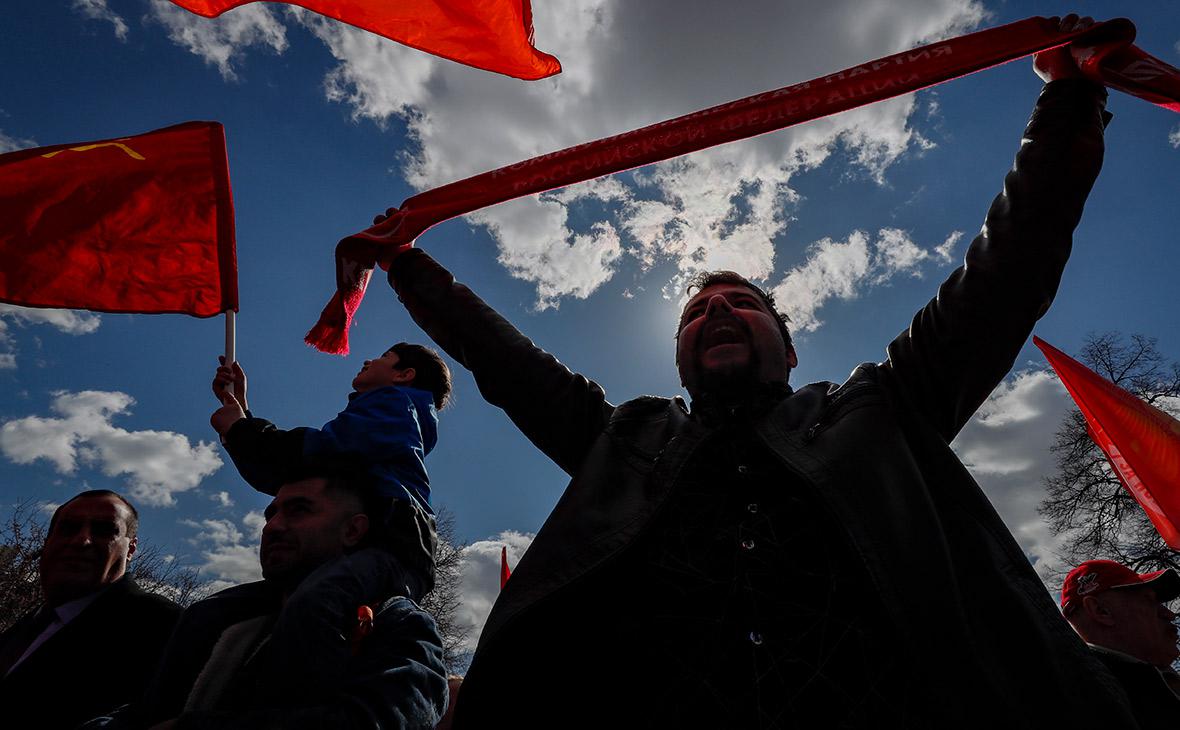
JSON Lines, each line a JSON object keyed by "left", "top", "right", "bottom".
{"left": 391, "top": 80, "right": 1137, "bottom": 727}
{"left": 1089, "top": 645, "right": 1180, "bottom": 730}
{"left": 89, "top": 580, "right": 448, "bottom": 730}
{"left": 0, "top": 575, "right": 179, "bottom": 730}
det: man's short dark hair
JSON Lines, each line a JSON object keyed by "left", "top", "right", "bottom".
{"left": 49, "top": 489, "right": 139, "bottom": 538}
{"left": 389, "top": 342, "right": 453, "bottom": 410}
{"left": 679, "top": 271, "right": 793, "bottom": 351}
{"left": 296, "top": 468, "right": 384, "bottom": 545}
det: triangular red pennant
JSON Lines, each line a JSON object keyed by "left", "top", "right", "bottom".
{"left": 1035, "top": 336, "right": 1180, "bottom": 549}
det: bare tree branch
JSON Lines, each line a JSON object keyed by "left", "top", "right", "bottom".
{"left": 1038, "top": 332, "right": 1180, "bottom": 587}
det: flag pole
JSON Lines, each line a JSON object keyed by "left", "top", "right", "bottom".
{"left": 224, "top": 310, "right": 236, "bottom": 398}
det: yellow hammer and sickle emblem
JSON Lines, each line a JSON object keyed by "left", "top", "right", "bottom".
{"left": 41, "top": 142, "right": 146, "bottom": 161}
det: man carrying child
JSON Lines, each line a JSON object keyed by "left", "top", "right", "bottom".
{"left": 209, "top": 342, "right": 451, "bottom": 697}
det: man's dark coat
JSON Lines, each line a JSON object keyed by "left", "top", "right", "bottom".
{"left": 391, "top": 80, "right": 1140, "bottom": 728}
{"left": 0, "top": 575, "right": 179, "bottom": 730}
{"left": 89, "top": 580, "right": 448, "bottom": 730}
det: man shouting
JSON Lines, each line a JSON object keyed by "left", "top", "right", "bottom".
{"left": 384, "top": 15, "right": 1137, "bottom": 729}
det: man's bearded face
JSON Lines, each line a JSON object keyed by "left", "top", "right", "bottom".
{"left": 676, "top": 283, "right": 794, "bottom": 397}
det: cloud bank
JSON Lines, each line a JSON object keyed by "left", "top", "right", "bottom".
{"left": 146, "top": 0, "right": 288, "bottom": 81}
{"left": 453, "top": 530, "right": 535, "bottom": 652}
{"left": 182, "top": 509, "right": 266, "bottom": 593}
{"left": 952, "top": 369, "right": 1074, "bottom": 580}
{"left": 0, "top": 390, "right": 222, "bottom": 506}
{"left": 156, "top": 0, "right": 986, "bottom": 314}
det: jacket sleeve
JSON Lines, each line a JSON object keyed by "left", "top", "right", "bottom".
{"left": 883, "top": 79, "right": 1108, "bottom": 442}
{"left": 223, "top": 416, "right": 309, "bottom": 496}
{"left": 388, "top": 249, "right": 616, "bottom": 478}
{"left": 172, "top": 602, "right": 449, "bottom": 730}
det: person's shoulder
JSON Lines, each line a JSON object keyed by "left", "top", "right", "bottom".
{"left": 104, "top": 578, "right": 181, "bottom": 635}
{"left": 613, "top": 394, "right": 679, "bottom": 418}
{"left": 116, "top": 576, "right": 180, "bottom": 612}
{"left": 353, "top": 386, "right": 437, "bottom": 423}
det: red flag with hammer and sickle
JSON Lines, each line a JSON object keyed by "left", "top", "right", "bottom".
{"left": 0, "top": 121, "right": 237, "bottom": 317}
{"left": 167, "top": 0, "right": 561, "bottom": 81}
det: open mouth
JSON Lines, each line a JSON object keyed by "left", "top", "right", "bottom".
{"left": 701, "top": 321, "right": 746, "bottom": 349}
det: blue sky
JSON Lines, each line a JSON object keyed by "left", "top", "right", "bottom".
{"left": 1, "top": 0, "right": 1177, "bottom": 646}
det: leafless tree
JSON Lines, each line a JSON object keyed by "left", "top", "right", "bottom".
{"left": 0, "top": 502, "right": 46, "bottom": 633}
{"left": 421, "top": 507, "right": 471, "bottom": 673}
{"left": 0, "top": 501, "right": 209, "bottom": 632}
{"left": 1039, "top": 332, "right": 1180, "bottom": 581}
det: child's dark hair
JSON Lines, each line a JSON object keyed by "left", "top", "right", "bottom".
{"left": 390, "top": 342, "right": 452, "bottom": 410}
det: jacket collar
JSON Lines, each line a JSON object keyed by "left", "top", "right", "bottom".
{"left": 689, "top": 381, "right": 793, "bottom": 426}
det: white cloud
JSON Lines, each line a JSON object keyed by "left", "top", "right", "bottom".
{"left": 0, "top": 306, "right": 101, "bottom": 370}
{"left": 147, "top": 0, "right": 288, "bottom": 81}
{"left": 933, "top": 230, "right": 964, "bottom": 262}
{"left": 0, "top": 130, "right": 36, "bottom": 154}
{"left": 184, "top": 509, "right": 265, "bottom": 592}
{"left": 73, "top": 0, "right": 129, "bottom": 41}
{"left": 1170, "top": 125, "right": 1180, "bottom": 149}
{"left": 182, "top": 517, "right": 243, "bottom": 546}
{"left": 210, "top": 490, "right": 235, "bottom": 507}
{"left": 0, "top": 304, "right": 101, "bottom": 335}
{"left": 770, "top": 227, "right": 956, "bottom": 332}
{"left": 0, "top": 391, "right": 222, "bottom": 506}
{"left": 952, "top": 369, "right": 1074, "bottom": 579}
{"left": 453, "top": 531, "right": 534, "bottom": 652}
{"left": 289, "top": 0, "right": 985, "bottom": 307}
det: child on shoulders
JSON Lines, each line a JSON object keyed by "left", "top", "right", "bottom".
{"left": 210, "top": 342, "right": 452, "bottom": 687}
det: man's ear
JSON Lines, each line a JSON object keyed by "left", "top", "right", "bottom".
{"left": 342, "top": 513, "right": 370, "bottom": 548}
{"left": 1082, "top": 594, "right": 1117, "bottom": 627}
{"left": 392, "top": 367, "right": 416, "bottom": 385}
{"left": 126, "top": 535, "right": 138, "bottom": 561}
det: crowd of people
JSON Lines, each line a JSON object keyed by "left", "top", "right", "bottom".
{"left": 2, "top": 14, "right": 1177, "bottom": 730}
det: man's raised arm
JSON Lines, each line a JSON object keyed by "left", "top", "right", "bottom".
{"left": 389, "top": 247, "right": 615, "bottom": 477}
{"left": 885, "top": 18, "right": 1109, "bottom": 441}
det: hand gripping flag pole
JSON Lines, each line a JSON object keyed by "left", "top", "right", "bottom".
{"left": 307, "top": 15, "right": 1180, "bottom": 355}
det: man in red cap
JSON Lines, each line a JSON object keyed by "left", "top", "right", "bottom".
{"left": 1062, "top": 559, "right": 1180, "bottom": 728}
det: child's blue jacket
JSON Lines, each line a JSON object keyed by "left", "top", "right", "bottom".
{"left": 224, "top": 385, "right": 439, "bottom": 513}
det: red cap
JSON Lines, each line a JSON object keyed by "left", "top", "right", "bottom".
{"left": 1061, "top": 560, "right": 1180, "bottom": 615}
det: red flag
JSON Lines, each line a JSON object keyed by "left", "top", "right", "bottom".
{"left": 1034, "top": 337, "right": 1180, "bottom": 549}
{"left": 500, "top": 546, "right": 511, "bottom": 590}
{"left": 307, "top": 16, "right": 1180, "bottom": 354}
{"left": 0, "top": 122, "right": 237, "bottom": 318}
{"left": 168, "top": 0, "right": 560, "bottom": 81}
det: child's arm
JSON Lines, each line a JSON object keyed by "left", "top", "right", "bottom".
{"left": 210, "top": 359, "right": 307, "bottom": 496}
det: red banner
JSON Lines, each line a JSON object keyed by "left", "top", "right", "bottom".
{"left": 1035, "top": 337, "right": 1180, "bottom": 549}
{"left": 168, "top": 0, "right": 560, "bottom": 81}
{"left": 305, "top": 16, "right": 1180, "bottom": 354}
{"left": 0, "top": 122, "right": 237, "bottom": 318}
